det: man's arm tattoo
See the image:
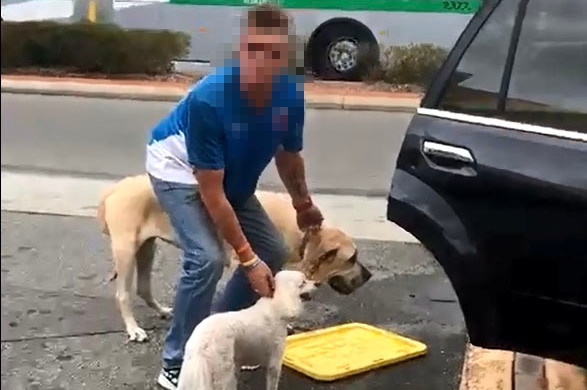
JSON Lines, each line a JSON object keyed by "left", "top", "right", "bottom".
{"left": 285, "top": 166, "right": 308, "bottom": 199}
{"left": 276, "top": 150, "right": 310, "bottom": 203}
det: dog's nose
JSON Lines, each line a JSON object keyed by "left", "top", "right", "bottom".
{"left": 300, "top": 292, "right": 312, "bottom": 301}
{"left": 328, "top": 275, "right": 353, "bottom": 295}
{"left": 360, "top": 264, "right": 372, "bottom": 282}
{"left": 348, "top": 265, "right": 372, "bottom": 290}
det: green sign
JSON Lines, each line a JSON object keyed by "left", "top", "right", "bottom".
{"left": 169, "top": 0, "right": 482, "bottom": 14}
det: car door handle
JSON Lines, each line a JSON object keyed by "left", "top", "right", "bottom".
{"left": 422, "top": 141, "right": 475, "bottom": 164}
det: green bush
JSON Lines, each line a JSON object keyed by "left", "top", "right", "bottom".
{"left": 1, "top": 21, "right": 190, "bottom": 75}
{"left": 365, "top": 43, "right": 448, "bottom": 87}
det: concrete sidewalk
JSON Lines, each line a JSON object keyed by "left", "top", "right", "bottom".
{"left": 0, "top": 75, "right": 421, "bottom": 113}
{"left": 459, "top": 345, "right": 586, "bottom": 390}
{"left": 0, "top": 170, "right": 418, "bottom": 243}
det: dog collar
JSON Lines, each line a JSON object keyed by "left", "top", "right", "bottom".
{"left": 298, "top": 231, "right": 311, "bottom": 260}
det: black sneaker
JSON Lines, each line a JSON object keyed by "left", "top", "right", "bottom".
{"left": 157, "top": 367, "right": 180, "bottom": 390}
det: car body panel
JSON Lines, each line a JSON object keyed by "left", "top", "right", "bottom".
{"left": 387, "top": 0, "right": 587, "bottom": 367}
{"left": 388, "top": 112, "right": 587, "bottom": 366}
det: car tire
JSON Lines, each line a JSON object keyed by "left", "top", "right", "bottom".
{"left": 310, "top": 22, "right": 379, "bottom": 81}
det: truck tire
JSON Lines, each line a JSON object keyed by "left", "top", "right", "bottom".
{"left": 310, "top": 21, "right": 379, "bottom": 81}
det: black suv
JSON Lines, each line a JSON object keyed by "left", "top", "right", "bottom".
{"left": 386, "top": 0, "right": 586, "bottom": 368}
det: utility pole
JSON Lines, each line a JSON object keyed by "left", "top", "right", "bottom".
{"left": 71, "top": 0, "right": 114, "bottom": 23}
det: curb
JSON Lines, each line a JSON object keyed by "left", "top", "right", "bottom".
{"left": 459, "top": 344, "right": 586, "bottom": 390}
{"left": 0, "top": 79, "right": 420, "bottom": 113}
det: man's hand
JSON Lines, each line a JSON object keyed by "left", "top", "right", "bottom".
{"left": 243, "top": 257, "right": 275, "bottom": 297}
{"left": 294, "top": 199, "right": 324, "bottom": 231}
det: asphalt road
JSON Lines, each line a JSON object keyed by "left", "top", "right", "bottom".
{"left": 0, "top": 93, "right": 412, "bottom": 197}
{"left": 1, "top": 211, "right": 466, "bottom": 390}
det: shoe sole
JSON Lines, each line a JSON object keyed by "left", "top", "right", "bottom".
{"left": 241, "top": 364, "right": 261, "bottom": 371}
{"left": 157, "top": 372, "right": 177, "bottom": 390}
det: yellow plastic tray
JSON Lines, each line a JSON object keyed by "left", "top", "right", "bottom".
{"left": 283, "top": 322, "right": 427, "bottom": 382}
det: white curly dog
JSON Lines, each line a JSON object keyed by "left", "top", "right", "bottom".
{"left": 177, "top": 270, "right": 317, "bottom": 390}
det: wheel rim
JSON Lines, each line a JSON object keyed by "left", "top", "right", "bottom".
{"left": 327, "top": 38, "right": 359, "bottom": 73}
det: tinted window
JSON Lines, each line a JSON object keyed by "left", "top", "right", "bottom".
{"left": 438, "top": 0, "right": 520, "bottom": 115}
{"left": 437, "top": 0, "right": 587, "bottom": 133}
{"left": 505, "top": 0, "right": 587, "bottom": 132}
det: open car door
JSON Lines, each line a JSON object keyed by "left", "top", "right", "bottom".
{"left": 387, "top": 0, "right": 587, "bottom": 367}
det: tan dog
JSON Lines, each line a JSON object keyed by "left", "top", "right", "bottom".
{"left": 97, "top": 174, "right": 371, "bottom": 342}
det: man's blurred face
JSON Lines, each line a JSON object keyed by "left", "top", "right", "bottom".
{"left": 239, "top": 26, "right": 289, "bottom": 87}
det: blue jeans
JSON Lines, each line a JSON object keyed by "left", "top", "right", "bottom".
{"left": 149, "top": 175, "right": 289, "bottom": 370}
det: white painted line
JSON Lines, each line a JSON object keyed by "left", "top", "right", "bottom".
{"left": 1, "top": 171, "right": 419, "bottom": 243}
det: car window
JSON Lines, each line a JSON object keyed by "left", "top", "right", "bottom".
{"left": 437, "top": 0, "right": 587, "bottom": 133}
{"left": 504, "top": 0, "right": 587, "bottom": 132}
{"left": 437, "top": 0, "right": 521, "bottom": 116}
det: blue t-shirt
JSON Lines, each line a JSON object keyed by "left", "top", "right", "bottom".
{"left": 146, "top": 65, "right": 305, "bottom": 205}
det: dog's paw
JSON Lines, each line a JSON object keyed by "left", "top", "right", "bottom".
{"left": 158, "top": 307, "right": 173, "bottom": 320}
{"left": 127, "top": 327, "right": 149, "bottom": 342}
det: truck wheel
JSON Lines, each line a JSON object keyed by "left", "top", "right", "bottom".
{"left": 310, "top": 22, "right": 379, "bottom": 81}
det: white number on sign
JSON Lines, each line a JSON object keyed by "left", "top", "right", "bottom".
{"left": 243, "top": 0, "right": 282, "bottom": 4}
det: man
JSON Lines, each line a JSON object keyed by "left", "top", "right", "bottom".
{"left": 145, "top": 4, "right": 324, "bottom": 389}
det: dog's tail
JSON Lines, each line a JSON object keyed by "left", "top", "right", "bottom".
{"left": 97, "top": 184, "right": 116, "bottom": 236}
{"left": 177, "top": 353, "right": 213, "bottom": 390}
{"left": 97, "top": 184, "right": 119, "bottom": 282}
